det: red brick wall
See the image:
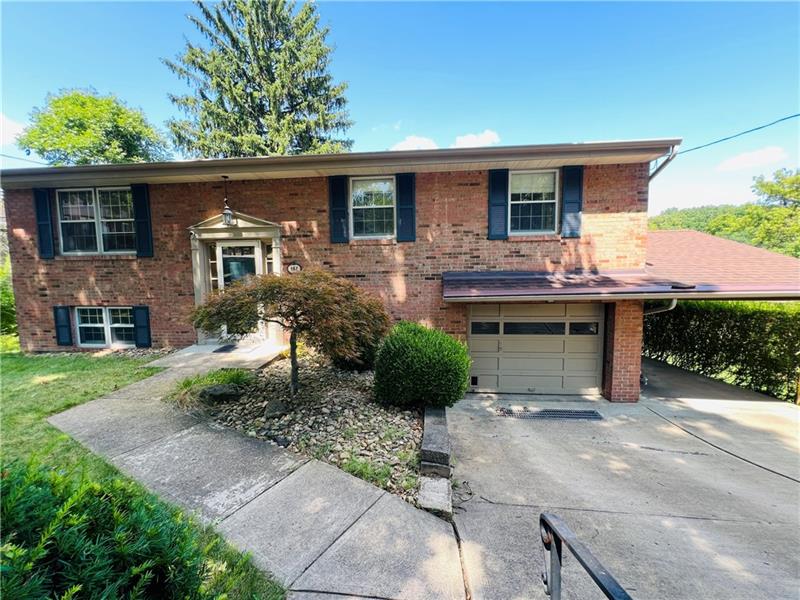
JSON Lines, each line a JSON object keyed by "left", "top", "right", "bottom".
{"left": 4, "top": 163, "right": 649, "bottom": 352}
{"left": 603, "top": 300, "right": 644, "bottom": 402}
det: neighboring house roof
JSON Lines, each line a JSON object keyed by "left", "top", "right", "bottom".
{"left": 0, "top": 138, "right": 680, "bottom": 189}
{"left": 443, "top": 230, "right": 800, "bottom": 302}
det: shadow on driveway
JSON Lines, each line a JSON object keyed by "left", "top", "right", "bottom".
{"left": 449, "top": 359, "right": 800, "bottom": 600}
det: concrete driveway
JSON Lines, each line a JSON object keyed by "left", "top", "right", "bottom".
{"left": 449, "top": 359, "right": 800, "bottom": 600}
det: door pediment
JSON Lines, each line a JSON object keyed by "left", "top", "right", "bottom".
{"left": 189, "top": 211, "right": 281, "bottom": 240}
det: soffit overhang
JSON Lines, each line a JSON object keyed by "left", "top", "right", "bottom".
{"left": 0, "top": 138, "right": 681, "bottom": 189}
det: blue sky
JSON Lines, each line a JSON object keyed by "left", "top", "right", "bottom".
{"left": 1, "top": 1, "right": 798, "bottom": 214}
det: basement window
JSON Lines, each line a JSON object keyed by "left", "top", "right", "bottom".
{"left": 76, "top": 307, "right": 135, "bottom": 348}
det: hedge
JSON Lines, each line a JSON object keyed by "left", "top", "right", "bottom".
{"left": 374, "top": 321, "right": 471, "bottom": 408}
{"left": 643, "top": 301, "right": 800, "bottom": 401}
{"left": 1, "top": 460, "right": 208, "bottom": 598}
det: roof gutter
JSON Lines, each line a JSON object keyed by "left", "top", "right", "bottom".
{"left": 649, "top": 144, "right": 679, "bottom": 181}
{"left": 444, "top": 290, "right": 800, "bottom": 302}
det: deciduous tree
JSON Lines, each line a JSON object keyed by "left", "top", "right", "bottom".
{"left": 190, "top": 270, "right": 389, "bottom": 397}
{"left": 752, "top": 168, "right": 800, "bottom": 207}
{"left": 16, "top": 90, "right": 169, "bottom": 166}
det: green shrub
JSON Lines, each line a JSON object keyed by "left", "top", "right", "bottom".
{"left": 644, "top": 301, "right": 800, "bottom": 401}
{"left": 169, "top": 368, "right": 254, "bottom": 407}
{"left": 1, "top": 460, "right": 206, "bottom": 599}
{"left": 374, "top": 322, "right": 471, "bottom": 408}
{"left": 0, "top": 256, "right": 16, "bottom": 335}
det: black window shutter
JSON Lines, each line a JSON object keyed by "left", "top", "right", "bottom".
{"left": 53, "top": 306, "right": 72, "bottom": 346}
{"left": 488, "top": 169, "right": 509, "bottom": 240}
{"left": 561, "top": 166, "right": 584, "bottom": 238}
{"left": 34, "top": 188, "right": 55, "bottom": 259}
{"left": 131, "top": 184, "right": 154, "bottom": 257}
{"left": 132, "top": 305, "right": 151, "bottom": 348}
{"left": 396, "top": 173, "right": 416, "bottom": 242}
{"left": 328, "top": 176, "right": 349, "bottom": 243}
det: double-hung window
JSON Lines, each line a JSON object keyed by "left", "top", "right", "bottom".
{"left": 57, "top": 187, "right": 136, "bottom": 254}
{"left": 509, "top": 170, "right": 559, "bottom": 234}
{"left": 75, "top": 306, "right": 135, "bottom": 347}
{"left": 350, "top": 177, "right": 396, "bottom": 238}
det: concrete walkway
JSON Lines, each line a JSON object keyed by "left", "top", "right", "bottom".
{"left": 448, "top": 359, "right": 800, "bottom": 600}
{"left": 49, "top": 346, "right": 466, "bottom": 600}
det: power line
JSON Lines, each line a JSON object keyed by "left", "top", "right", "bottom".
{"left": 0, "top": 153, "right": 48, "bottom": 166}
{"left": 678, "top": 113, "right": 800, "bottom": 156}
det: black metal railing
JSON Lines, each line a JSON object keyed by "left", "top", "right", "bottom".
{"left": 540, "top": 512, "right": 633, "bottom": 600}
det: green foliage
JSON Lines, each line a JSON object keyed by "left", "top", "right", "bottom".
{"left": 191, "top": 270, "right": 390, "bottom": 393}
{"left": 753, "top": 168, "right": 800, "bottom": 207}
{"left": 340, "top": 456, "right": 393, "bottom": 488}
{"left": 1, "top": 353, "right": 160, "bottom": 471}
{"left": 0, "top": 334, "right": 20, "bottom": 353}
{"left": 374, "top": 322, "right": 471, "bottom": 409}
{"left": 649, "top": 204, "right": 738, "bottom": 232}
{"left": 649, "top": 203, "right": 800, "bottom": 258}
{"left": 16, "top": 89, "right": 169, "bottom": 166}
{"left": 0, "top": 256, "right": 16, "bottom": 334}
{"left": 643, "top": 301, "right": 800, "bottom": 402}
{"left": 1, "top": 460, "right": 207, "bottom": 598}
{"left": 164, "top": 0, "right": 352, "bottom": 158}
{"left": 1, "top": 354, "right": 284, "bottom": 599}
{"left": 170, "top": 368, "right": 255, "bottom": 407}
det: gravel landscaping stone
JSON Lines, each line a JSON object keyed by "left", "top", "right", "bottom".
{"left": 206, "top": 354, "right": 423, "bottom": 504}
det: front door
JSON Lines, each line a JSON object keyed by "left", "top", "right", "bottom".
{"left": 208, "top": 241, "right": 267, "bottom": 292}
{"left": 206, "top": 241, "right": 270, "bottom": 342}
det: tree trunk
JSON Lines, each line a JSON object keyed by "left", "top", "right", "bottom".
{"left": 289, "top": 329, "right": 299, "bottom": 396}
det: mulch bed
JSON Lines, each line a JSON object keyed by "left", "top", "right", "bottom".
{"left": 209, "top": 354, "right": 423, "bottom": 504}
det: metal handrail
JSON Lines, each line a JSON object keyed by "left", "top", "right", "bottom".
{"left": 540, "top": 512, "right": 633, "bottom": 600}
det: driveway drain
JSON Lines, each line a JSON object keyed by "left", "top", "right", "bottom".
{"left": 496, "top": 407, "right": 603, "bottom": 420}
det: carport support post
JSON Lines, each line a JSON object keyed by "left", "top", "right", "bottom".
{"left": 603, "top": 300, "right": 644, "bottom": 402}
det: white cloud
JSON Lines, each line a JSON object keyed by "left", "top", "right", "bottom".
{"left": 715, "top": 146, "right": 788, "bottom": 173}
{"left": 1, "top": 113, "right": 25, "bottom": 146}
{"left": 390, "top": 135, "right": 438, "bottom": 151}
{"left": 451, "top": 129, "right": 500, "bottom": 148}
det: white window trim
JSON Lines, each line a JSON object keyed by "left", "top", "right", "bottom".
{"left": 57, "top": 187, "right": 137, "bottom": 255}
{"left": 348, "top": 175, "right": 397, "bottom": 240}
{"left": 507, "top": 169, "right": 560, "bottom": 236}
{"left": 75, "top": 306, "right": 136, "bottom": 348}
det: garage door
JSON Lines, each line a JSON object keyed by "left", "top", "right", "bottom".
{"left": 468, "top": 303, "right": 604, "bottom": 395}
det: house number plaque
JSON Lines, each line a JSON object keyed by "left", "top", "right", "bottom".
{"left": 286, "top": 262, "right": 302, "bottom": 274}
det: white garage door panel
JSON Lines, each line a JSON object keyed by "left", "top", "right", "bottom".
{"left": 501, "top": 357, "right": 564, "bottom": 371}
{"left": 473, "top": 356, "right": 500, "bottom": 370}
{"left": 469, "top": 303, "right": 604, "bottom": 395}
{"left": 503, "top": 338, "right": 565, "bottom": 353}
{"left": 503, "top": 304, "right": 566, "bottom": 317}
{"left": 501, "top": 375, "right": 564, "bottom": 393}
{"left": 566, "top": 338, "right": 601, "bottom": 354}
{"left": 471, "top": 339, "right": 500, "bottom": 352}
{"left": 566, "top": 357, "right": 599, "bottom": 372}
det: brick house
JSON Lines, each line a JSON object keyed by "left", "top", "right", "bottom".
{"left": 4, "top": 139, "right": 799, "bottom": 402}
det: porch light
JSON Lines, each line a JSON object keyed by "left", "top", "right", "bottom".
{"left": 221, "top": 175, "right": 235, "bottom": 226}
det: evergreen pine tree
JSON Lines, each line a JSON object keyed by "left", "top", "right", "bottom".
{"left": 164, "top": 0, "right": 352, "bottom": 157}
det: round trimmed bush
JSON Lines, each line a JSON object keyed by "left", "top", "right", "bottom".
{"left": 374, "top": 321, "right": 471, "bottom": 408}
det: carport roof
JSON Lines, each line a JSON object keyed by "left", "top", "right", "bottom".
{"left": 442, "top": 230, "right": 800, "bottom": 301}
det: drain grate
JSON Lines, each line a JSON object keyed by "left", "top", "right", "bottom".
{"left": 213, "top": 344, "right": 237, "bottom": 353}
{"left": 496, "top": 407, "right": 603, "bottom": 420}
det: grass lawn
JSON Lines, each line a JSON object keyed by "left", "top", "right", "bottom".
{"left": 1, "top": 341, "right": 285, "bottom": 599}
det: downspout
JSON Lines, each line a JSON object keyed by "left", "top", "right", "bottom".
{"left": 649, "top": 145, "right": 679, "bottom": 181}
{"left": 643, "top": 298, "right": 677, "bottom": 316}
{"left": 640, "top": 299, "right": 678, "bottom": 388}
